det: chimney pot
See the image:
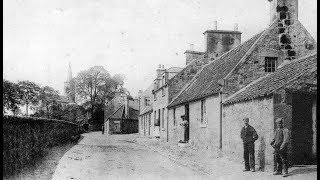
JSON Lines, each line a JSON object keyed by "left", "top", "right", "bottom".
{"left": 213, "top": 21, "right": 217, "bottom": 30}
{"left": 234, "top": 23, "right": 239, "bottom": 31}
{"left": 162, "top": 65, "right": 164, "bottom": 69}
{"left": 158, "top": 64, "right": 161, "bottom": 68}
{"left": 189, "top": 44, "right": 194, "bottom": 51}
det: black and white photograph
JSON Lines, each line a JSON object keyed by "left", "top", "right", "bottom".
{"left": 3, "top": 0, "right": 317, "bottom": 179}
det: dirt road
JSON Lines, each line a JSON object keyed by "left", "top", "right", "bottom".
{"left": 52, "top": 132, "right": 206, "bottom": 180}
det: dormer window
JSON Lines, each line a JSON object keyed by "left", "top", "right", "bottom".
{"left": 265, "top": 57, "right": 277, "bottom": 72}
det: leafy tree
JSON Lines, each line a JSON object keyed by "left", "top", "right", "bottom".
{"left": 38, "top": 86, "right": 60, "bottom": 118}
{"left": 74, "top": 66, "right": 126, "bottom": 126}
{"left": 17, "top": 80, "right": 41, "bottom": 116}
{"left": 3, "top": 79, "right": 22, "bottom": 114}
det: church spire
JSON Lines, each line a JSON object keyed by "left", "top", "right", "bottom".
{"left": 67, "top": 61, "right": 72, "bottom": 82}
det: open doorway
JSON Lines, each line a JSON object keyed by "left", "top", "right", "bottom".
{"left": 185, "top": 104, "right": 190, "bottom": 142}
{"left": 291, "top": 93, "right": 316, "bottom": 165}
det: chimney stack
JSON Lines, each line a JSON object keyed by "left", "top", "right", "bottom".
{"left": 204, "top": 21, "right": 242, "bottom": 59}
{"left": 234, "top": 23, "right": 238, "bottom": 31}
{"left": 268, "top": 0, "right": 298, "bottom": 25}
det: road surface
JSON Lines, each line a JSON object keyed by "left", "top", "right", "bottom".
{"left": 52, "top": 132, "right": 206, "bottom": 180}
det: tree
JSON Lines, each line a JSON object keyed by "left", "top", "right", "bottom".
{"left": 3, "top": 79, "right": 22, "bottom": 114}
{"left": 17, "top": 80, "right": 41, "bottom": 116}
{"left": 74, "top": 66, "right": 126, "bottom": 126}
{"left": 38, "top": 86, "right": 60, "bottom": 118}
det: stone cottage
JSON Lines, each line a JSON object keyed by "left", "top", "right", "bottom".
{"left": 104, "top": 92, "right": 139, "bottom": 134}
{"left": 152, "top": 65, "right": 183, "bottom": 139}
{"left": 223, "top": 52, "right": 317, "bottom": 169}
{"left": 167, "top": 0, "right": 316, "bottom": 155}
{"left": 144, "top": 22, "right": 242, "bottom": 142}
{"left": 138, "top": 84, "right": 154, "bottom": 137}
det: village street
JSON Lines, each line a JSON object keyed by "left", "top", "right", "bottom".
{"left": 52, "top": 132, "right": 206, "bottom": 180}
{"left": 52, "top": 132, "right": 317, "bottom": 180}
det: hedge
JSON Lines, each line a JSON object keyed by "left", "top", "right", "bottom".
{"left": 3, "top": 115, "right": 80, "bottom": 177}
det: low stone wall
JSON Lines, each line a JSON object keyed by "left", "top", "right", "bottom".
{"left": 3, "top": 115, "right": 80, "bottom": 177}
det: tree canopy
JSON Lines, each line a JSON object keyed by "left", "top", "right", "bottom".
{"left": 3, "top": 80, "right": 22, "bottom": 113}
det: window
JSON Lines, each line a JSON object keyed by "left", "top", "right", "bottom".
{"left": 265, "top": 57, "right": 277, "bottom": 72}
{"left": 154, "top": 111, "right": 158, "bottom": 126}
{"left": 162, "top": 75, "right": 166, "bottom": 86}
{"left": 173, "top": 108, "right": 176, "bottom": 126}
{"left": 145, "top": 98, "right": 150, "bottom": 106}
{"left": 201, "top": 99, "right": 206, "bottom": 124}
{"left": 162, "top": 108, "right": 165, "bottom": 128}
{"left": 154, "top": 93, "right": 157, "bottom": 101}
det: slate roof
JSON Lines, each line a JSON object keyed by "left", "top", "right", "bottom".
{"left": 128, "top": 107, "right": 139, "bottom": 120}
{"left": 168, "top": 30, "right": 264, "bottom": 108}
{"left": 107, "top": 105, "right": 139, "bottom": 120}
{"left": 223, "top": 52, "right": 317, "bottom": 105}
{"left": 139, "top": 105, "right": 153, "bottom": 116}
{"left": 107, "top": 105, "right": 125, "bottom": 119}
{"left": 128, "top": 100, "right": 139, "bottom": 111}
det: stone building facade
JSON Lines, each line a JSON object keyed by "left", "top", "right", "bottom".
{"left": 138, "top": 85, "right": 153, "bottom": 137}
{"left": 167, "top": 0, "right": 316, "bottom": 166}
{"left": 223, "top": 52, "right": 317, "bottom": 169}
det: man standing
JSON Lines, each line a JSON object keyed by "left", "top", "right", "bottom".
{"left": 270, "top": 118, "right": 290, "bottom": 177}
{"left": 241, "top": 118, "right": 258, "bottom": 172}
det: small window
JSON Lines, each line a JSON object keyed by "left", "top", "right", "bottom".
{"left": 201, "top": 99, "right": 206, "bottom": 124}
{"left": 265, "top": 57, "right": 277, "bottom": 72}
{"left": 154, "top": 93, "right": 157, "bottom": 101}
{"left": 173, "top": 108, "right": 176, "bottom": 126}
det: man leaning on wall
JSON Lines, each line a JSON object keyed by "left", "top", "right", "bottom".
{"left": 270, "top": 118, "right": 290, "bottom": 177}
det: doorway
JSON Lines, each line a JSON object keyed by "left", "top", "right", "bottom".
{"left": 185, "top": 104, "right": 190, "bottom": 142}
{"left": 291, "top": 93, "right": 315, "bottom": 165}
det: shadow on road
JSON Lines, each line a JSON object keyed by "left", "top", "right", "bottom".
{"left": 285, "top": 167, "right": 317, "bottom": 177}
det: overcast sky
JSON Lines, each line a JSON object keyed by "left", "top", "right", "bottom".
{"left": 3, "top": 0, "right": 317, "bottom": 98}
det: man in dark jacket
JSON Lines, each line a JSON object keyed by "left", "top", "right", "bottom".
{"left": 241, "top": 118, "right": 258, "bottom": 172}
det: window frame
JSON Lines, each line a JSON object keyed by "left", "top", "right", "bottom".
{"left": 264, "top": 57, "right": 278, "bottom": 72}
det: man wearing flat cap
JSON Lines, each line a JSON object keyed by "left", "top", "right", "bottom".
{"left": 241, "top": 117, "right": 258, "bottom": 172}
{"left": 270, "top": 118, "right": 290, "bottom": 177}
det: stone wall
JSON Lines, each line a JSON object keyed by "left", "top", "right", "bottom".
{"left": 153, "top": 87, "right": 169, "bottom": 140}
{"left": 168, "top": 105, "right": 185, "bottom": 143}
{"left": 188, "top": 95, "right": 221, "bottom": 151}
{"left": 222, "top": 97, "right": 274, "bottom": 171}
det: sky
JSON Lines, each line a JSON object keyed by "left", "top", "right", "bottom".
{"left": 3, "top": 0, "right": 317, "bottom": 98}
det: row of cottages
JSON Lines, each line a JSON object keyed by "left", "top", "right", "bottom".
{"left": 166, "top": 0, "right": 316, "bottom": 170}
{"left": 104, "top": 90, "right": 139, "bottom": 134}
{"left": 138, "top": 20, "right": 242, "bottom": 140}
